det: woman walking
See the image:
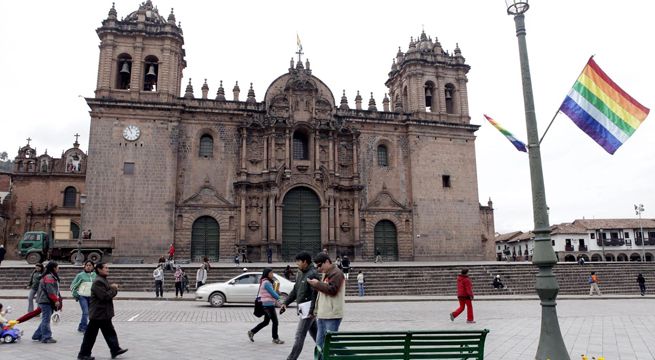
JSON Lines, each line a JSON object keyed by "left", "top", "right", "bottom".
{"left": 70, "top": 260, "right": 97, "bottom": 333}
{"left": 27, "top": 263, "right": 44, "bottom": 312}
{"left": 32, "top": 261, "right": 62, "bottom": 343}
{"left": 357, "top": 270, "right": 365, "bottom": 296}
{"left": 637, "top": 273, "right": 646, "bottom": 296}
{"left": 449, "top": 268, "right": 475, "bottom": 324}
{"left": 247, "top": 268, "right": 284, "bottom": 344}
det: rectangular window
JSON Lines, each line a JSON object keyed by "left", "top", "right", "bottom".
{"left": 624, "top": 232, "right": 630, "bottom": 238}
{"left": 590, "top": 233, "right": 595, "bottom": 239}
{"left": 551, "top": 240, "right": 555, "bottom": 246}
{"left": 610, "top": 232, "right": 619, "bottom": 239}
{"left": 442, "top": 175, "right": 451, "bottom": 188}
{"left": 123, "top": 162, "right": 135, "bottom": 175}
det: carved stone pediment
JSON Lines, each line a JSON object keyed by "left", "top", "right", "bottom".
{"left": 182, "top": 186, "right": 235, "bottom": 207}
{"left": 364, "top": 186, "right": 407, "bottom": 211}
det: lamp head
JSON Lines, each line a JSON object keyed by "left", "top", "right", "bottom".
{"left": 506, "top": 0, "right": 529, "bottom": 15}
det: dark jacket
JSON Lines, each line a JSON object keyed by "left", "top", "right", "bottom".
{"left": 0, "top": 246, "right": 6, "bottom": 261}
{"left": 284, "top": 264, "right": 318, "bottom": 307}
{"left": 637, "top": 275, "right": 646, "bottom": 285}
{"left": 28, "top": 271, "right": 43, "bottom": 291}
{"left": 36, "top": 273, "right": 61, "bottom": 306}
{"left": 456, "top": 274, "right": 474, "bottom": 299}
{"left": 89, "top": 275, "right": 118, "bottom": 320}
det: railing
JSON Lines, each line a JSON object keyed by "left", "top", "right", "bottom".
{"left": 579, "top": 245, "right": 588, "bottom": 251}
{"left": 635, "top": 238, "right": 654, "bottom": 246}
{"left": 565, "top": 245, "right": 574, "bottom": 251}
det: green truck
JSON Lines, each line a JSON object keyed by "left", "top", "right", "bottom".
{"left": 17, "top": 231, "right": 115, "bottom": 264}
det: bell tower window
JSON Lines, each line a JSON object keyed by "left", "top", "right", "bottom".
{"left": 424, "top": 81, "right": 435, "bottom": 112}
{"left": 445, "top": 83, "right": 455, "bottom": 114}
{"left": 293, "top": 131, "right": 309, "bottom": 160}
{"left": 143, "top": 55, "right": 159, "bottom": 92}
{"left": 116, "top": 54, "right": 132, "bottom": 90}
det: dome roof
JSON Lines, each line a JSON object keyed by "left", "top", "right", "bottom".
{"left": 124, "top": 0, "right": 167, "bottom": 24}
{"left": 264, "top": 66, "right": 335, "bottom": 110}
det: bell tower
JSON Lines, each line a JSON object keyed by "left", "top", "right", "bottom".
{"left": 385, "top": 30, "right": 470, "bottom": 123}
{"left": 94, "top": 1, "right": 186, "bottom": 102}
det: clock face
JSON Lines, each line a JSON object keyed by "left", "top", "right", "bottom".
{"left": 122, "top": 125, "right": 141, "bottom": 141}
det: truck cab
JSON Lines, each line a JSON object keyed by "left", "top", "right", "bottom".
{"left": 17, "top": 231, "right": 49, "bottom": 264}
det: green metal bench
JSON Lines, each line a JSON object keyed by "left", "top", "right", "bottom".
{"left": 316, "top": 329, "right": 489, "bottom": 360}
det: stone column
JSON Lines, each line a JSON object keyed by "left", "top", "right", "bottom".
{"left": 240, "top": 128, "right": 247, "bottom": 171}
{"left": 328, "top": 133, "right": 334, "bottom": 173}
{"left": 314, "top": 130, "right": 320, "bottom": 172}
{"left": 285, "top": 129, "right": 290, "bottom": 169}
{"left": 352, "top": 135, "right": 359, "bottom": 176}
{"left": 261, "top": 195, "right": 268, "bottom": 242}
{"left": 269, "top": 133, "right": 275, "bottom": 170}
{"left": 263, "top": 136, "right": 268, "bottom": 171}
{"left": 269, "top": 194, "right": 276, "bottom": 243}
{"left": 239, "top": 190, "right": 246, "bottom": 242}
{"left": 276, "top": 204, "right": 283, "bottom": 245}
{"left": 334, "top": 137, "right": 340, "bottom": 175}
{"left": 354, "top": 191, "right": 360, "bottom": 244}
{"left": 328, "top": 195, "right": 335, "bottom": 243}
{"left": 321, "top": 204, "right": 328, "bottom": 249}
{"left": 335, "top": 196, "right": 340, "bottom": 242}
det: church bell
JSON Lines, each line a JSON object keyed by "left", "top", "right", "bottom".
{"left": 146, "top": 65, "right": 157, "bottom": 78}
{"left": 120, "top": 62, "right": 130, "bottom": 74}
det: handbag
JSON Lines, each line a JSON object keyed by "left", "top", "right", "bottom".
{"left": 253, "top": 283, "right": 265, "bottom": 317}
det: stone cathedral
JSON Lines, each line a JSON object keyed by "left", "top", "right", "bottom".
{"left": 84, "top": 1, "right": 495, "bottom": 262}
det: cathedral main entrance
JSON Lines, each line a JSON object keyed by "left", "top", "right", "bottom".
{"left": 374, "top": 220, "right": 398, "bottom": 261}
{"left": 282, "top": 187, "right": 321, "bottom": 260}
{"left": 191, "top": 216, "right": 220, "bottom": 261}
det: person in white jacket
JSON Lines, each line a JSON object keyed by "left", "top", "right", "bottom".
{"left": 196, "top": 264, "right": 207, "bottom": 289}
{"left": 153, "top": 265, "right": 164, "bottom": 298}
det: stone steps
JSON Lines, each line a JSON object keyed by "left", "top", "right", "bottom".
{"left": 2, "top": 263, "right": 653, "bottom": 296}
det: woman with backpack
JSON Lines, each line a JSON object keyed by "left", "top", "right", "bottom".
{"left": 247, "top": 268, "right": 284, "bottom": 344}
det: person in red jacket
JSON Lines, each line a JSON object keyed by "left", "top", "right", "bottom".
{"left": 450, "top": 268, "right": 475, "bottom": 324}
{"left": 168, "top": 243, "right": 175, "bottom": 260}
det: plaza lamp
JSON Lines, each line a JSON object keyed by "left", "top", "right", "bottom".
{"left": 635, "top": 204, "right": 645, "bottom": 261}
{"left": 505, "top": 1, "right": 569, "bottom": 358}
{"left": 74, "top": 193, "right": 87, "bottom": 266}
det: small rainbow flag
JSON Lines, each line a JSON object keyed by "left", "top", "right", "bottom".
{"left": 559, "top": 57, "right": 649, "bottom": 154}
{"left": 484, "top": 114, "right": 527, "bottom": 152}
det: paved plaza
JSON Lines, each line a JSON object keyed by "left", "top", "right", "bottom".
{"left": 1, "top": 297, "right": 654, "bottom": 359}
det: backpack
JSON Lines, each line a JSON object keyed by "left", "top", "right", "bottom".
{"left": 588, "top": 276, "right": 593, "bottom": 284}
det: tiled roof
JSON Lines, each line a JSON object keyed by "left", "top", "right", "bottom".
{"left": 495, "top": 231, "right": 522, "bottom": 243}
{"left": 573, "top": 218, "right": 655, "bottom": 230}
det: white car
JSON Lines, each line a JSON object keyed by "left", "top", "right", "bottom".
{"left": 195, "top": 272, "right": 294, "bottom": 307}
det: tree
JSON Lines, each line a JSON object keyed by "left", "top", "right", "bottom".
{"left": 0, "top": 151, "right": 7, "bottom": 161}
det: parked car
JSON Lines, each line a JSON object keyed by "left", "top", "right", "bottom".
{"left": 195, "top": 272, "right": 294, "bottom": 307}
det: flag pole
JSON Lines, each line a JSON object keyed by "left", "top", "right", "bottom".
{"left": 538, "top": 109, "right": 560, "bottom": 145}
{"left": 538, "top": 55, "right": 595, "bottom": 145}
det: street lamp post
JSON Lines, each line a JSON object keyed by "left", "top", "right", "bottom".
{"left": 599, "top": 228, "right": 605, "bottom": 261}
{"left": 635, "top": 204, "right": 645, "bottom": 261}
{"left": 74, "top": 194, "right": 87, "bottom": 265}
{"left": 505, "top": 1, "right": 569, "bottom": 359}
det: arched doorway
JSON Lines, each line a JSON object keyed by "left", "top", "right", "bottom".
{"left": 374, "top": 220, "right": 398, "bottom": 261}
{"left": 591, "top": 254, "right": 602, "bottom": 262}
{"left": 630, "top": 253, "right": 642, "bottom": 262}
{"left": 564, "top": 255, "right": 576, "bottom": 262}
{"left": 191, "top": 216, "right": 219, "bottom": 261}
{"left": 282, "top": 187, "right": 321, "bottom": 261}
{"left": 70, "top": 222, "right": 80, "bottom": 239}
{"left": 617, "top": 253, "right": 628, "bottom": 261}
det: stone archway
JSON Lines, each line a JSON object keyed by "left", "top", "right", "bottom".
{"left": 374, "top": 220, "right": 398, "bottom": 261}
{"left": 191, "top": 216, "right": 220, "bottom": 261}
{"left": 564, "top": 255, "right": 576, "bottom": 262}
{"left": 282, "top": 187, "right": 321, "bottom": 261}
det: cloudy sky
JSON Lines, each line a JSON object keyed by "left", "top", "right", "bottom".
{"left": 0, "top": 0, "right": 652, "bottom": 233}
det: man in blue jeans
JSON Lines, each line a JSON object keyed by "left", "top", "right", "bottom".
{"left": 307, "top": 252, "right": 345, "bottom": 352}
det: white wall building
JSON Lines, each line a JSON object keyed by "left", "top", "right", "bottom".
{"left": 496, "top": 218, "right": 655, "bottom": 262}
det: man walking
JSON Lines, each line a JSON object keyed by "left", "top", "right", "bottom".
{"left": 637, "top": 273, "right": 646, "bottom": 296}
{"left": 77, "top": 262, "right": 127, "bottom": 360}
{"left": 266, "top": 246, "right": 273, "bottom": 264}
{"left": 307, "top": 252, "right": 345, "bottom": 352}
{"left": 153, "top": 264, "right": 164, "bottom": 298}
{"left": 0, "top": 244, "right": 6, "bottom": 266}
{"left": 589, "top": 271, "right": 602, "bottom": 296}
{"left": 280, "top": 252, "right": 319, "bottom": 360}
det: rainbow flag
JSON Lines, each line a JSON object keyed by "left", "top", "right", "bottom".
{"left": 484, "top": 114, "right": 527, "bottom": 152}
{"left": 559, "top": 57, "right": 649, "bottom": 154}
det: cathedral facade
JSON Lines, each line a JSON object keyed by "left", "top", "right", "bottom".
{"left": 84, "top": 1, "right": 495, "bottom": 262}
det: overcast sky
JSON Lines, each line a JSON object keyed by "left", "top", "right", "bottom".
{"left": 1, "top": 1, "right": 653, "bottom": 233}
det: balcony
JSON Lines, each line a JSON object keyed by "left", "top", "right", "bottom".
{"left": 635, "top": 238, "right": 654, "bottom": 246}
{"left": 579, "top": 244, "right": 588, "bottom": 251}
{"left": 565, "top": 244, "right": 574, "bottom": 251}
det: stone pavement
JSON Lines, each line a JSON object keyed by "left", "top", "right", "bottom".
{"left": 1, "top": 297, "right": 654, "bottom": 359}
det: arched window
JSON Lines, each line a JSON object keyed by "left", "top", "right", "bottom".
{"left": 71, "top": 222, "right": 80, "bottom": 239}
{"left": 445, "top": 83, "right": 455, "bottom": 114}
{"left": 377, "top": 145, "right": 388, "bottom": 167}
{"left": 424, "top": 81, "right": 435, "bottom": 111}
{"left": 402, "top": 86, "right": 408, "bottom": 111}
{"left": 293, "top": 131, "right": 309, "bottom": 160}
{"left": 63, "top": 186, "right": 77, "bottom": 208}
{"left": 116, "top": 54, "right": 132, "bottom": 90}
{"left": 199, "top": 134, "right": 213, "bottom": 158}
{"left": 143, "top": 55, "right": 159, "bottom": 91}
